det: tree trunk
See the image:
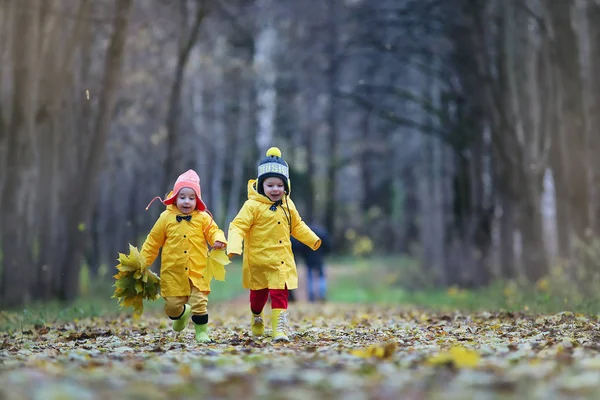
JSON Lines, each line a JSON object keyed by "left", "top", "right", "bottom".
{"left": 398, "top": 162, "right": 420, "bottom": 254}
{"left": 298, "top": 91, "right": 315, "bottom": 221}
{"left": 324, "top": 0, "right": 339, "bottom": 237}
{"left": 359, "top": 64, "right": 376, "bottom": 212}
{"left": 0, "top": 2, "right": 10, "bottom": 204}
{"left": 209, "top": 36, "right": 228, "bottom": 225}
{"left": 497, "top": 189, "right": 516, "bottom": 280}
{"left": 468, "top": 135, "right": 492, "bottom": 287}
{"left": 550, "top": 130, "right": 571, "bottom": 260}
{"left": 420, "top": 35, "right": 447, "bottom": 285}
{"left": 584, "top": 1, "right": 600, "bottom": 236}
{"left": 517, "top": 171, "right": 547, "bottom": 282}
{"left": 419, "top": 135, "right": 446, "bottom": 286}
{"left": 164, "top": 1, "right": 206, "bottom": 187}
{"left": 59, "top": 0, "right": 133, "bottom": 301}
{"left": 0, "top": 0, "right": 39, "bottom": 307}
{"left": 36, "top": 0, "right": 93, "bottom": 301}
{"left": 254, "top": 22, "right": 278, "bottom": 157}
{"left": 227, "top": 84, "right": 253, "bottom": 223}
{"left": 546, "top": 0, "right": 590, "bottom": 243}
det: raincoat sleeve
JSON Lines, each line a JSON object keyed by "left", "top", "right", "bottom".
{"left": 290, "top": 204, "right": 321, "bottom": 251}
{"left": 140, "top": 213, "right": 167, "bottom": 267}
{"left": 227, "top": 201, "right": 254, "bottom": 256}
{"left": 203, "top": 213, "right": 227, "bottom": 246}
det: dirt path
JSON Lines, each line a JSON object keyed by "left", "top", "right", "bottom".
{"left": 3, "top": 300, "right": 600, "bottom": 399}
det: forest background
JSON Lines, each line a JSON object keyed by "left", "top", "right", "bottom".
{"left": 1, "top": 0, "right": 600, "bottom": 313}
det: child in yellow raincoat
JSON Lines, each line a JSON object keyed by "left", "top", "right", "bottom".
{"left": 142, "top": 169, "right": 227, "bottom": 343}
{"left": 227, "top": 147, "right": 321, "bottom": 342}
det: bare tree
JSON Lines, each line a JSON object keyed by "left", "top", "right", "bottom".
{"left": 323, "top": 0, "right": 341, "bottom": 231}
{"left": 0, "top": 0, "right": 40, "bottom": 306}
{"left": 581, "top": 1, "right": 600, "bottom": 236}
{"left": 59, "top": 0, "right": 133, "bottom": 300}
{"left": 164, "top": 0, "right": 207, "bottom": 187}
{"left": 36, "top": 0, "right": 94, "bottom": 300}
{"left": 545, "top": 0, "right": 590, "bottom": 256}
{"left": 253, "top": 0, "right": 278, "bottom": 157}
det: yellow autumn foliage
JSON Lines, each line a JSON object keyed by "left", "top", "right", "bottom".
{"left": 352, "top": 236, "right": 373, "bottom": 257}
{"left": 205, "top": 248, "right": 231, "bottom": 282}
{"left": 112, "top": 244, "right": 161, "bottom": 319}
{"left": 350, "top": 342, "right": 397, "bottom": 360}
{"left": 426, "top": 346, "right": 480, "bottom": 368}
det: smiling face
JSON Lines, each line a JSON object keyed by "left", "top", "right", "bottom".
{"left": 175, "top": 187, "right": 197, "bottom": 214}
{"left": 262, "top": 177, "right": 285, "bottom": 202}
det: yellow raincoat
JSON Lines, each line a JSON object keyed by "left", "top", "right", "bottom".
{"left": 227, "top": 180, "right": 321, "bottom": 290}
{"left": 140, "top": 205, "right": 227, "bottom": 297}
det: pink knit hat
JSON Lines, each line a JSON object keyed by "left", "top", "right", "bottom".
{"left": 146, "top": 169, "right": 207, "bottom": 211}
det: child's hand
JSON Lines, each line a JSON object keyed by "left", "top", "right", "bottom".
{"left": 228, "top": 252, "right": 239, "bottom": 259}
{"left": 213, "top": 241, "right": 226, "bottom": 249}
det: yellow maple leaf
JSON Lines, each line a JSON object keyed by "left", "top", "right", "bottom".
{"left": 141, "top": 269, "right": 150, "bottom": 283}
{"left": 350, "top": 342, "right": 397, "bottom": 360}
{"left": 205, "top": 248, "right": 230, "bottom": 282}
{"left": 426, "top": 346, "right": 480, "bottom": 368}
{"left": 116, "top": 258, "right": 138, "bottom": 272}
{"left": 113, "top": 270, "right": 128, "bottom": 280}
{"left": 208, "top": 248, "right": 231, "bottom": 266}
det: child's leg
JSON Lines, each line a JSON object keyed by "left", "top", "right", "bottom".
{"left": 269, "top": 288, "right": 290, "bottom": 342}
{"left": 189, "top": 286, "right": 211, "bottom": 343}
{"left": 249, "top": 289, "right": 269, "bottom": 336}
{"left": 249, "top": 288, "right": 269, "bottom": 314}
{"left": 269, "top": 289, "right": 289, "bottom": 310}
{"left": 164, "top": 296, "right": 191, "bottom": 332}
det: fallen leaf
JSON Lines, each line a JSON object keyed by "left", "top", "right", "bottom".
{"left": 426, "top": 346, "right": 481, "bottom": 368}
{"left": 350, "top": 342, "right": 397, "bottom": 359}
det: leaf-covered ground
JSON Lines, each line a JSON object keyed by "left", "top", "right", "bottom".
{"left": 2, "top": 301, "right": 600, "bottom": 399}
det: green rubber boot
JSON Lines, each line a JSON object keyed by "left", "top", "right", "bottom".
{"left": 194, "top": 323, "right": 212, "bottom": 343}
{"left": 172, "top": 304, "right": 191, "bottom": 332}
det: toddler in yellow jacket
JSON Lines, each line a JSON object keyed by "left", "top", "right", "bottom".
{"left": 142, "top": 169, "right": 227, "bottom": 343}
{"left": 227, "top": 147, "right": 321, "bottom": 342}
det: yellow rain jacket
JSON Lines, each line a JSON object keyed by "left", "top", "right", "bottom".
{"left": 227, "top": 180, "right": 321, "bottom": 290}
{"left": 140, "top": 205, "right": 227, "bottom": 297}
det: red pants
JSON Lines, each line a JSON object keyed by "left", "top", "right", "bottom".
{"left": 250, "top": 288, "right": 288, "bottom": 314}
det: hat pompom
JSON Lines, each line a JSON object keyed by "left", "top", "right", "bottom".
{"left": 266, "top": 147, "right": 282, "bottom": 158}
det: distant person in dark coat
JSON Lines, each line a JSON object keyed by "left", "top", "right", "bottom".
{"left": 291, "top": 223, "right": 331, "bottom": 302}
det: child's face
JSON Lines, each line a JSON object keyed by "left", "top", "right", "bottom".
{"left": 175, "top": 187, "right": 197, "bottom": 214}
{"left": 263, "top": 177, "right": 285, "bottom": 202}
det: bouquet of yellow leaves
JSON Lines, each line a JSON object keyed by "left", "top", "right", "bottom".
{"left": 205, "top": 248, "right": 231, "bottom": 282}
{"left": 112, "top": 244, "right": 161, "bottom": 319}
